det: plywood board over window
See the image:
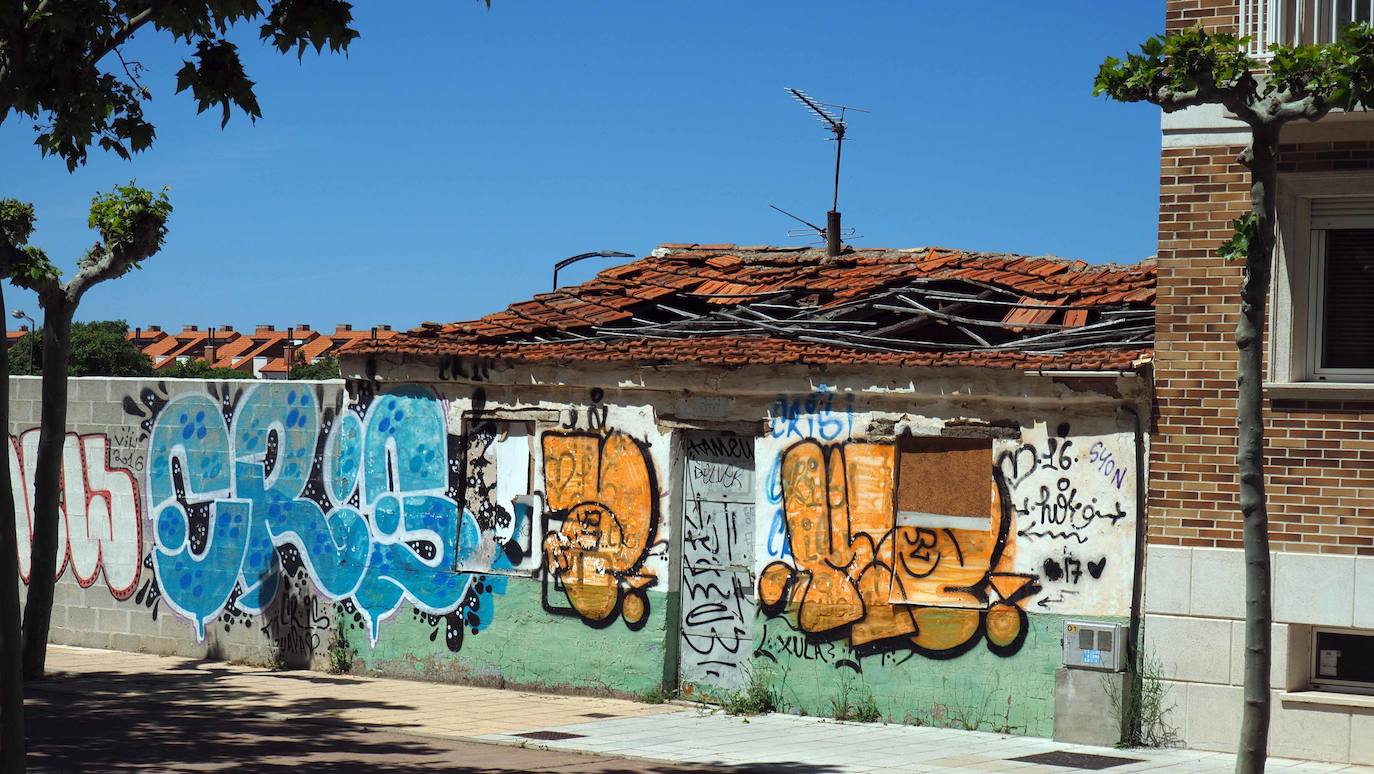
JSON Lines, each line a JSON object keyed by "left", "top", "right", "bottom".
{"left": 890, "top": 436, "right": 1004, "bottom": 607}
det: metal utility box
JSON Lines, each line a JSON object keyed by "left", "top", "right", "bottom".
{"left": 1062, "top": 621, "right": 1126, "bottom": 672}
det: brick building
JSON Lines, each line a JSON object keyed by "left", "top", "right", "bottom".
{"left": 1145, "top": 0, "right": 1374, "bottom": 763}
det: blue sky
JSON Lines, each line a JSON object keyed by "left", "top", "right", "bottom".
{"left": 0, "top": 1, "right": 1163, "bottom": 331}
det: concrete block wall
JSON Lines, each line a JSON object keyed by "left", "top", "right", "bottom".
{"left": 14, "top": 369, "right": 1148, "bottom": 740}
{"left": 1144, "top": 544, "right": 1374, "bottom": 763}
{"left": 11, "top": 376, "right": 672, "bottom": 694}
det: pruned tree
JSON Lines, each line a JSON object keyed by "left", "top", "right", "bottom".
{"left": 1096, "top": 24, "right": 1374, "bottom": 773}
{"left": 13, "top": 183, "right": 171, "bottom": 685}
{"left": 0, "top": 199, "right": 61, "bottom": 774}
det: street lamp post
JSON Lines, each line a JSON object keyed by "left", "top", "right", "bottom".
{"left": 552, "top": 250, "right": 635, "bottom": 292}
{"left": 10, "top": 309, "right": 35, "bottom": 373}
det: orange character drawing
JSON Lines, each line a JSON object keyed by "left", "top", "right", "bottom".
{"left": 758, "top": 439, "right": 1038, "bottom": 657}
{"left": 541, "top": 431, "right": 659, "bottom": 628}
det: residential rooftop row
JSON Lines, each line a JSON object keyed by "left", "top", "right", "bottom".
{"left": 6, "top": 323, "right": 398, "bottom": 379}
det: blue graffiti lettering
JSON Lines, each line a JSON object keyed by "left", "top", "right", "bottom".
{"left": 769, "top": 390, "right": 854, "bottom": 441}
{"left": 149, "top": 383, "right": 498, "bottom": 644}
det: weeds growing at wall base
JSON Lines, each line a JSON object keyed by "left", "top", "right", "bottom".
{"left": 830, "top": 678, "right": 883, "bottom": 723}
{"left": 720, "top": 671, "right": 782, "bottom": 716}
{"left": 639, "top": 685, "right": 672, "bottom": 704}
{"left": 327, "top": 611, "right": 356, "bottom": 675}
{"left": 1108, "top": 655, "right": 1180, "bottom": 748}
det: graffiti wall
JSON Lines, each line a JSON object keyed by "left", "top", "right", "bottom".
{"left": 748, "top": 389, "right": 1139, "bottom": 736}
{"left": 13, "top": 373, "right": 1142, "bottom": 737}
{"left": 13, "top": 377, "right": 672, "bottom": 695}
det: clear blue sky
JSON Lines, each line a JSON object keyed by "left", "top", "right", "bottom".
{"left": 0, "top": 1, "right": 1163, "bottom": 332}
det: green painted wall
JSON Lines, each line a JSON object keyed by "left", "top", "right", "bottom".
{"left": 351, "top": 576, "right": 669, "bottom": 698}
{"left": 745, "top": 613, "right": 1126, "bottom": 738}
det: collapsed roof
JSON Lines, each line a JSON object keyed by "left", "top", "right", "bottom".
{"left": 347, "top": 244, "right": 1156, "bottom": 372}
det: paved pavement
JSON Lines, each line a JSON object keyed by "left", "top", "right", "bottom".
{"left": 25, "top": 646, "right": 1372, "bottom": 773}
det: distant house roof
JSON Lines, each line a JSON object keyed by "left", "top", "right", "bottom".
{"left": 7, "top": 323, "right": 399, "bottom": 377}
{"left": 347, "top": 244, "right": 1155, "bottom": 372}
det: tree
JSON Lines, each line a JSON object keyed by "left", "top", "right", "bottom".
{"left": 1096, "top": 24, "right": 1374, "bottom": 773}
{"left": 289, "top": 353, "right": 340, "bottom": 380}
{"left": 12, "top": 183, "right": 171, "bottom": 685}
{"left": 9, "top": 320, "right": 153, "bottom": 376}
{"left": 1, "top": 1, "right": 359, "bottom": 169}
{"left": 0, "top": 199, "right": 61, "bottom": 774}
{"left": 162, "top": 358, "right": 256, "bottom": 379}
{"left": 1, "top": 1, "right": 488, "bottom": 169}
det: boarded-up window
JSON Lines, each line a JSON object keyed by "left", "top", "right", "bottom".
{"left": 890, "top": 435, "right": 995, "bottom": 607}
{"left": 895, "top": 436, "right": 991, "bottom": 531}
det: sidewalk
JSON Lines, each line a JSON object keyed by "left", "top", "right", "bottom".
{"left": 35, "top": 645, "right": 1371, "bottom": 773}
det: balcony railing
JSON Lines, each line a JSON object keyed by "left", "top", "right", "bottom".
{"left": 1242, "top": 0, "right": 1374, "bottom": 56}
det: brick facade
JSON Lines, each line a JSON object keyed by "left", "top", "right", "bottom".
{"left": 1152, "top": 137, "right": 1374, "bottom": 554}
{"left": 1166, "top": 0, "right": 1240, "bottom": 33}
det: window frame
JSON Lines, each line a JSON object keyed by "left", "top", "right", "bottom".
{"left": 1310, "top": 625, "right": 1374, "bottom": 695}
{"left": 1306, "top": 216, "right": 1374, "bottom": 380}
{"left": 1270, "top": 171, "right": 1374, "bottom": 386}
{"left": 452, "top": 412, "right": 537, "bottom": 575}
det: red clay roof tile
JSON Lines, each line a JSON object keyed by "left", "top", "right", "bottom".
{"left": 350, "top": 244, "right": 1155, "bottom": 371}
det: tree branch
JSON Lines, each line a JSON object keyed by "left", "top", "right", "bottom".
{"left": 92, "top": 7, "right": 154, "bottom": 65}
{"left": 64, "top": 245, "right": 139, "bottom": 304}
{"left": 114, "top": 48, "right": 146, "bottom": 95}
{"left": 1152, "top": 85, "right": 1210, "bottom": 112}
{"left": 1152, "top": 72, "right": 1261, "bottom": 124}
{"left": 1271, "top": 93, "right": 1332, "bottom": 123}
{"left": 25, "top": 0, "right": 52, "bottom": 28}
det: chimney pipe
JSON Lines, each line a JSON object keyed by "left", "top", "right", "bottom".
{"left": 826, "top": 210, "right": 842, "bottom": 258}
{"left": 205, "top": 327, "right": 217, "bottom": 365}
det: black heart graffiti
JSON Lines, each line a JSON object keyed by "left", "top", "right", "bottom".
{"left": 997, "top": 444, "right": 1038, "bottom": 490}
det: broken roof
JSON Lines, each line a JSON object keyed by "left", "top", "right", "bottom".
{"left": 348, "top": 244, "right": 1156, "bottom": 371}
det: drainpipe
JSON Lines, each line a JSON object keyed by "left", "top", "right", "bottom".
{"left": 1120, "top": 402, "right": 1148, "bottom": 745}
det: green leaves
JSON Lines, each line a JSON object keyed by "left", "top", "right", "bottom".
{"left": 0, "top": 200, "right": 38, "bottom": 248}
{"left": 8, "top": 320, "right": 155, "bottom": 377}
{"left": 1269, "top": 22, "right": 1374, "bottom": 111}
{"left": 2, "top": 0, "right": 370, "bottom": 169}
{"left": 1218, "top": 212, "right": 1260, "bottom": 262}
{"left": 1094, "top": 26, "right": 1256, "bottom": 108}
{"left": 0, "top": 199, "right": 60, "bottom": 286}
{"left": 175, "top": 38, "right": 263, "bottom": 127}
{"left": 289, "top": 354, "right": 341, "bottom": 380}
{"left": 259, "top": 0, "right": 360, "bottom": 58}
{"left": 1099, "top": 22, "right": 1374, "bottom": 121}
{"left": 87, "top": 182, "right": 173, "bottom": 265}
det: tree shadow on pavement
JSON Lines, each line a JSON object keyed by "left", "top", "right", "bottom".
{"left": 23, "top": 663, "right": 841, "bottom": 773}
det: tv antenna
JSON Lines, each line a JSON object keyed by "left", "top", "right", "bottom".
{"left": 781, "top": 87, "right": 868, "bottom": 256}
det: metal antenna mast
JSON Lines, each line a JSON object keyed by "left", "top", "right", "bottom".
{"left": 784, "top": 87, "right": 867, "bottom": 257}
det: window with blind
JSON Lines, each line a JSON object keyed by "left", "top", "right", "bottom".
{"left": 1318, "top": 229, "right": 1374, "bottom": 370}
{"left": 1309, "top": 197, "right": 1374, "bottom": 378}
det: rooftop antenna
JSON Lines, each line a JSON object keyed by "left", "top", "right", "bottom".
{"left": 783, "top": 87, "right": 868, "bottom": 257}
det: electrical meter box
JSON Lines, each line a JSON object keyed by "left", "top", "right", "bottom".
{"left": 1062, "top": 621, "right": 1126, "bottom": 672}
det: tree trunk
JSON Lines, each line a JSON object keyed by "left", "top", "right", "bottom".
{"left": 20, "top": 300, "right": 71, "bottom": 681}
{"left": 0, "top": 279, "right": 27, "bottom": 771}
{"left": 1234, "top": 127, "right": 1278, "bottom": 774}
